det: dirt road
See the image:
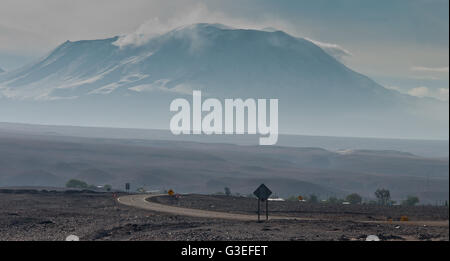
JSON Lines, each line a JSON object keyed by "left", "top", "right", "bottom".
{"left": 118, "top": 194, "right": 449, "bottom": 227}
{"left": 118, "top": 194, "right": 299, "bottom": 221}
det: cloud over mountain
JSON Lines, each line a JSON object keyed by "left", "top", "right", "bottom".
{"left": 0, "top": 23, "right": 447, "bottom": 139}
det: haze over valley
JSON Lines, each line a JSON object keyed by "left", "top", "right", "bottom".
{"left": 0, "top": 124, "right": 447, "bottom": 204}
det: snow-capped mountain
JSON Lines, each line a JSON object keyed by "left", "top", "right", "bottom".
{"left": 0, "top": 24, "right": 393, "bottom": 101}
{"left": 0, "top": 23, "right": 447, "bottom": 139}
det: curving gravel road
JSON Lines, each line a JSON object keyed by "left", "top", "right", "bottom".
{"left": 117, "top": 194, "right": 299, "bottom": 221}
{"left": 118, "top": 194, "right": 449, "bottom": 227}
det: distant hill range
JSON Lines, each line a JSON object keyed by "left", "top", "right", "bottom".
{"left": 0, "top": 124, "right": 448, "bottom": 204}
{"left": 0, "top": 23, "right": 447, "bottom": 139}
{"left": 0, "top": 122, "right": 448, "bottom": 158}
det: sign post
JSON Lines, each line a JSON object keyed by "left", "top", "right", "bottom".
{"left": 257, "top": 198, "right": 261, "bottom": 221}
{"left": 125, "top": 183, "right": 130, "bottom": 193}
{"left": 253, "top": 184, "right": 272, "bottom": 222}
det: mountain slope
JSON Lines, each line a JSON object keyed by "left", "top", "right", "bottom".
{"left": 0, "top": 23, "right": 447, "bottom": 139}
{"left": 0, "top": 24, "right": 393, "bottom": 101}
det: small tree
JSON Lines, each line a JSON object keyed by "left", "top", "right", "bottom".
{"left": 402, "top": 195, "right": 419, "bottom": 206}
{"left": 104, "top": 184, "right": 112, "bottom": 192}
{"left": 375, "top": 188, "right": 391, "bottom": 205}
{"left": 346, "top": 193, "right": 362, "bottom": 204}
{"left": 66, "top": 179, "right": 88, "bottom": 189}
{"left": 327, "top": 196, "right": 341, "bottom": 204}
{"left": 224, "top": 187, "right": 231, "bottom": 196}
{"left": 308, "top": 194, "right": 318, "bottom": 203}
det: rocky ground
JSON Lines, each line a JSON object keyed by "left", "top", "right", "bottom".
{"left": 0, "top": 189, "right": 448, "bottom": 241}
{"left": 151, "top": 194, "right": 449, "bottom": 221}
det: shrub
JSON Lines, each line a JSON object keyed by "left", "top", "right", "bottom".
{"left": 104, "top": 184, "right": 112, "bottom": 191}
{"left": 402, "top": 196, "right": 419, "bottom": 206}
{"left": 308, "top": 194, "right": 318, "bottom": 203}
{"left": 327, "top": 197, "right": 342, "bottom": 204}
{"left": 65, "top": 179, "right": 89, "bottom": 189}
{"left": 346, "top": 193, "right": 362, "bottom": 204}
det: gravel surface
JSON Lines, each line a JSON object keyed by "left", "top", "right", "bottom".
{"left": 150, "top": 194, "right": 449, "bottom": 221}
{"left": 0, "top": 190, "right": 448, "bottom": 241}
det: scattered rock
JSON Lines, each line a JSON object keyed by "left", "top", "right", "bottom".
{"left": 366, "top": 235, "right": 380, "bottom": 241}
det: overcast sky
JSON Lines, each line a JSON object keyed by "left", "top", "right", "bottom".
{"left": 0, "top": 0, "right": 448, "bottom": 100}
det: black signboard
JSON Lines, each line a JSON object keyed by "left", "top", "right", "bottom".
{"left": 253, "top": 184, "right": 272, "bottom": 221}
{"left": 253, "top": 184, "right": 272, "bottom": 200}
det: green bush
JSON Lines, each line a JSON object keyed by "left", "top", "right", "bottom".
{"left": 308, "top": 194, "right": 318, "bottom": 203}
{"left": 402, "top": 195, "right": 419, "bottom": 206}
{"left": 65, "top": 179, "right": 89, "bottom": 189}
{"left": 327, "top": 197, "right": 342, "bottom": 204}
{"left": 346, "top": 193, "right": 362, "bottom": 204}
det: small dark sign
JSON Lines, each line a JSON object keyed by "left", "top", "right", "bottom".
{"left": 253, "top": 184, "right": 272, "bottom": 222}
{"left": 253, "top": 184, "right": 272, "bottom": 200}
{"left": 125, "top": 183, "right": 130, "bottom": 192}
